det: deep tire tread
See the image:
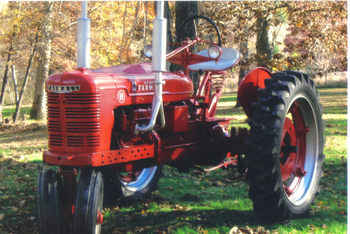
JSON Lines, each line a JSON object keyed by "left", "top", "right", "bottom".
{"left": 247, "top": 71, "right": 324, "bottom": 223}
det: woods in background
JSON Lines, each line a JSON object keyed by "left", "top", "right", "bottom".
{"left": 0, "top": 1, "right": 347, "bottom": 124}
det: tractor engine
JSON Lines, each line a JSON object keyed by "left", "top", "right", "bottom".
{"left": 44, "top": 63, "right": 193, "bottom": 167}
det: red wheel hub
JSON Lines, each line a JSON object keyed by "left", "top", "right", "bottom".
{"left": 120, "top": 171, "right": 142, "bottom": 183}
{"left": 280, "top": 103, "right": 308, "bottom": 196}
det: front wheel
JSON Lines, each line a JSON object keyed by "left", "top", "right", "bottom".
{"left": 73, "top": 169, "right": 104, "bottom": 234}
{"left": 247, "top": 71, "right": 324, "bottom": 222}
{"left": 37, "top": 167, "right": 63, "bottom": 234}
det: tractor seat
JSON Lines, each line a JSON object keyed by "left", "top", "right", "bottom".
{"left": 188, "top": 48, "right": 240, "bottom": 71}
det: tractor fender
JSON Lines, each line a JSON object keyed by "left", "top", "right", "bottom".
{"left": 237, "top": 67, "right": 271, "bottom": 117}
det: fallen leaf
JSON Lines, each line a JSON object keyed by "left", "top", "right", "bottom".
{"left": 229, "top": 226, "right": 239, "bottom": 234}
{"left": 212, "top": 181, "right": 225, "bottom": 187}
{"left": 19, "top": 200, "right": 26, "bottom": 207}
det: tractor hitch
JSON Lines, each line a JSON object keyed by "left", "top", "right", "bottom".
{"left": 204, "top": 127, "right": 250, "bottom": 173}
{"left": 204, "top": 155, "right": 238, "bottom": 172}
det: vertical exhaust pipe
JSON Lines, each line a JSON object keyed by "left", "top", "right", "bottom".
{"left": 135, "top": 1, "right": 167, "bottom": 133}
{"left": 77, "top": 1, "right": 90, "bottom": 68}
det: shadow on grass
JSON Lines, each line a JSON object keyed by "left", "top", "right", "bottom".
{"left": 0, "top": 154, "right": 346, "bottom": 233}
{"left": 322, "top": 106, "right": 347, "bottom": 115}
{"left": 219, "top": 95, "right": 237, "bottom": 103}
{"left": 0, "top": 124, "right": 47, "bottom": 145}
{"left": 318, "top": 91, "right": 347, "bottom": 97}
{"left": 102, "top": 156, "right": 347, "bottom": 233}
{"left": 105, "top": 209, "right": 255, "bottom": 233}
{"left": 1, "top": 106, "right": 31, "bottom": 119}
{"left": 215, "top": 106, "right": 245, "bottom": 116}
{"left": 0, "top": 157, "right": 42, "bottom": 234}
{"left": 104, "top": 203, "right": 347, "bottom": 233}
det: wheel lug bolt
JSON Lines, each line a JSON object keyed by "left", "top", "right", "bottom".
{"left": 97, "top": 211, "right": 103, "bottom": 224}
{"left": 283, "top": 185, "right": 293, "bottom": 196}
{"left": 295, "top": 167, "right": 306, "bottom": 177}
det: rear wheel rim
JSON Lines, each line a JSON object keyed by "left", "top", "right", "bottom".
{"left": 280, "top": 94, "right": 319, "bottom": 206}
{"left": 120, "top": 166, "right": 158, "bottom": 193}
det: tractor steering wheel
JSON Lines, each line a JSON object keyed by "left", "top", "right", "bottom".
{"left": 179, "top": 15, "right": 222, "bottom": 47}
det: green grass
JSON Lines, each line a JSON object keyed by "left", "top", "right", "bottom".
{"left": 317, "top": 81, "right": 347, "bottom": 89}
{"left": 0, "top": 88, "right": 347, "bottom": 233}
{"left": 1, "top": 105, "right": 31, "bottom": 120}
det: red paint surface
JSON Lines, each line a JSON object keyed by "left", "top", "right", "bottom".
{"left": 237, "top": 67, "right": 271, "bottom": 117}
{"left": 280, "top": 102, "right": 308, "bottom": 196}
{"left": 44, "top": 42, "right": 240, "bottom": 168}
{"left": 45, "top": 63, "right": 193, "bottom": 164}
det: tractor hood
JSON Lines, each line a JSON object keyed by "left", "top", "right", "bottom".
{"left": 46, "top": 63, "right": 193, "bottom": 106}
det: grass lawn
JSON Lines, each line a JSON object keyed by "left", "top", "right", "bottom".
{"left": 0, "top": 87, "right": 347, "bottom": 234}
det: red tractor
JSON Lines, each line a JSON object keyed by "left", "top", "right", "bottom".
{"left": 38, "top": 2, "right": 324, "bottom": 234}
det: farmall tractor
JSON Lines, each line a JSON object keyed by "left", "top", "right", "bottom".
{"left": 38, "top": 2, "right": 324, "bottom": 234}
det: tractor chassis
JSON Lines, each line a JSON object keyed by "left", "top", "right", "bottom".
{"left": 44, "top": 121, "right": 250, "bottom": 174}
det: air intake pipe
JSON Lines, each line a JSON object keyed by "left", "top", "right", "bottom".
{"left": 77, "top": 1, "right": 90, "bottom": 68}
{"left": 135, "top": 1, "right": 166, "bottom": 133}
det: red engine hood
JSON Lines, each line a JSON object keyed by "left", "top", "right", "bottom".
{"left": 46, "top": 63, "right": 193, "bottom": 106}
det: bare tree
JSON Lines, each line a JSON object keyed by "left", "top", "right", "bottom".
{"left": 30, "top": 2, "right": 53, "bottom": 120}
{"left": 13, "top": 32, "right": 38, "bottom": 123}
{"left": 10, "top": 65, "right": 18, "bottom": 105}
{"left": 173, "top": 1, "right": 199, "bottom": 89}
{"left": 0, "top": 30, "right": 16, "bottom": 124}
{"left": 256, "top": 13, "right": 272, "bottom": 67}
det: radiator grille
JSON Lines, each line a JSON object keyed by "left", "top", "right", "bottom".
{"left": 66, "top": 122, "right": 100, "bottom": 133}
{"left": 47, "top": 92, "right": 101, "bottom": 148}
{"left": 48, "top": 106, "right": 60, "bottom": 119}
{"left": 87, "top": 136, "right": 100, "bottom": 147}
{"left": 65, "top": 107, "right": 99, "bottom": 119}
{"left": 48, "top": 120, "right": 61, "bottom": 132}
{"left": 49, "top": 134, "right": 63, "bottom": 146}
{"left": 67, "top": 136, "right": 84, "bottom": 147}
{"left": 48, "top": 93, "right": 59, "bottom": 104}
{"left": 65, "top": 93, "right": 100, "bottom": 105}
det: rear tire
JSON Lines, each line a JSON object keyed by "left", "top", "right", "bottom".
{"left": 247, "top": 71, "right": 324, "bottom": 222}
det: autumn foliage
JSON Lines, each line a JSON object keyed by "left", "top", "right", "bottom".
{"left": 0, "top": 1, "right": 347, "bottom": 122}
{"left": 201, "top": 1, "right": 346, "bottom": 74}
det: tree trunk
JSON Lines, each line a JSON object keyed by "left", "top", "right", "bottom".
{"left": 11, "top": 65, "right": 18, "bottom": 104}
{"left": 236, "top": 27, "right": 249, "bottom": 107}
{"left": 13, "top": 33, "right": 38, "bottom": 123}
{"left": 173, "top": 1, "right": 199, "bottom": 90}
{"left": 256, "top": 14, "right": 272, "bottom": 67}
{"left": 118, "top": 3, "right": 128, "bottom": 63}
{"left": 175, "top": 1, "right": 198, "bottom": 42}
{"left": 30, "top": 2, "right": 53, "bottom": 120}
{"left": 164, "top": 1, "right": 173, "bottom": 51}
{"left": 0, "top": 31, "right": 15, "bottom": 124}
